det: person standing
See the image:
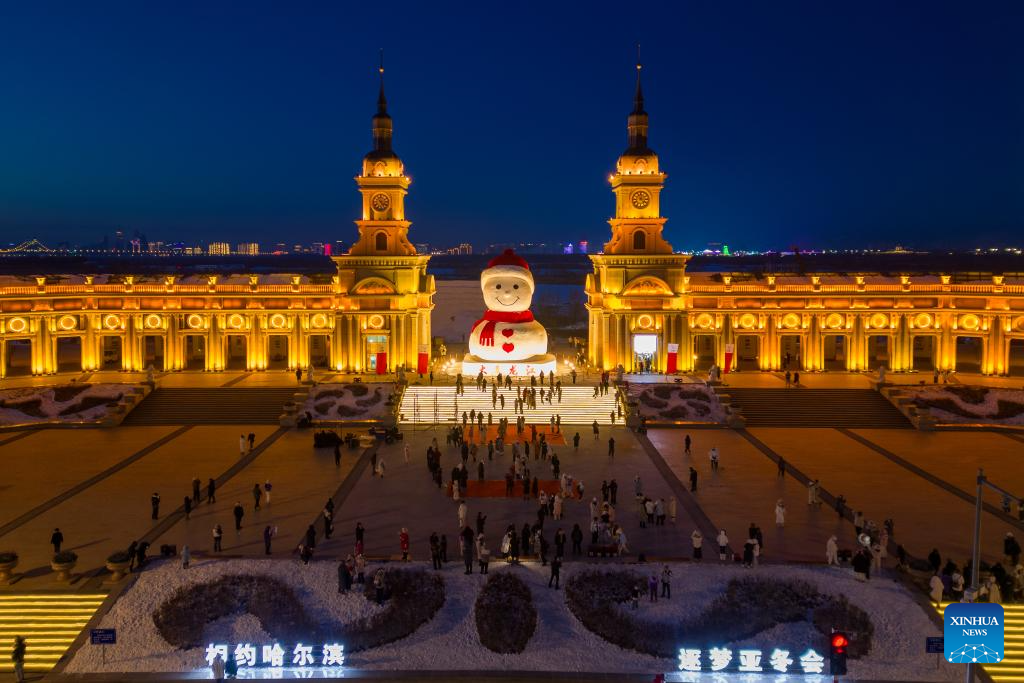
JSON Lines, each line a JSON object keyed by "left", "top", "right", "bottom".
{"left": 717, "top": 529, "right": 729, "bottom": 561}
{"left": 570, "top": 523, "right": 583, "bottom": 556}
{"left": 233, "top": 502, "right": 244, "bottom": 530}
{"left": 183, "top": 496, "right": 192, "bottom": 520}
{"left": 247, "top": 432, "right": 256, "bottom": 451}
{"left": 608, "top": 437, "right": 615, "bottom": 457}
{"left": 689, "top": 467, "right": 698, "bottom": 492}
{"left": 777, "top": 457, "right": 785, "bottom": 478}
{"left": 51, "top": 527, "right": 64, "bottom": 554}
{"left": 181, "top": 544, "right": 191, "bottom": 570}
{"left": 684, "top": 434, "right": 692, "bottom": 456}
{"left": 548, "top": 555, "right": 562, "bottom": 589}
{"left": 150, "top": 492, "right": 161, "bottom": 519}
{"left": 826, "top": 535, "right": 839, "bottom": 566}
{"left": 264, "top": 525, "right": 275, "bottom": 555}
{"left": 461, "top": 525, "right": 475, "bottom": 574}
{"left": 404, "top": 443, "right": 410, "bottom": 464}
{"left": 691, "top": 530, "right": 703, "bottom": 561}
{"left": 211, "top": 653, "right": 225, "bottom": 683}
{"left": 429, "top": 532, "right": 441, "bottom": 570}
{"left": 212, "top": 524, "right": 223, "bottom": 552}
{"left": 399, "top": 527, "right": 410, "bottom": 561}
{"left": 709, "top": 447, "right": 719, "bottom": 472}
{"left": 12, "top": 635, "right": 26, "bottom": 683}
{"left": 458, "top": 501, "right": 468, "bottom": 529}
{"left": 334, "top": 443, "right": 341, "bottom": 467}
{"left": 609, "top": 479, "right": 618, "bottom": 505}
{"left": 192, "top": 476, "right": 201, "bottom": 504}
{"left": 239, "top": 434, "right": 247, "bottom": 457}
{"left": 668, "top": 496, "right": 677, "bottom": 524}
{"left": 252, "top": 484, "right": 262, "bottom": 511}
{"left": 775, "top": 499, "right": 786, "bottom": 527}
{"left": 207, "top": 477, "right": 217, "bottom": 504}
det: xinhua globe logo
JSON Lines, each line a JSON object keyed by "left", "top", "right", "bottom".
{"left": 944, "top": 603, "right": 1004, "bottom": 664}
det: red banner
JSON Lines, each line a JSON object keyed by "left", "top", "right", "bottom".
{"left": 417, "top": 344, "right": 429, "bottom": 374}
{"left": 375, "top": 352, "right": 387, "bottom": 375}
{"left": 723, "top": 343, "right": 734, "bottom": 374}
{"left": 666, "top": 343, "right": 678, "bottom": 374}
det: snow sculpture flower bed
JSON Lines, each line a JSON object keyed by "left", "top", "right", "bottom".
{"left": 629, "top": 384, "right": 726, "bottom": 423}
{"left": 0, "top": 383, "right": 133, "bottom": 426}
{"left": 475, "top": 572, "right": 536, "bottom": 653}
{"left": 907, "top": 385, "right": 1024, "bottom": 425}
{"left": 304, "top": 383, "right": 393, "bottom": 421}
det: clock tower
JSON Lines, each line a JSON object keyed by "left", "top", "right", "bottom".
{"left": 349, "top": 59, "right": 416, "bottom": 256}
{"left": 603, "top": 60, "right": 673, "bottom": 255}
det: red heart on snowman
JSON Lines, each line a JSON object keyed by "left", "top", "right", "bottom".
{"left": 501, "top": 329, "right": 514, "bottom": 338}
{"left": 502, "top": 342, "right": 515, "bottom": 353}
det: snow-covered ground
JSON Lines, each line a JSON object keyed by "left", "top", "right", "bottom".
{"left": 0, "top": 383, "right": 134, "bottom": 426}
{"left": 628, "top": 384, "right": 726, "bottom": 424}
{"left": 905, "top": 385, "right": 1024, "bottom": 425}
{"left": 304, "top": 383, "right": 394, "bottom": 421}
{"left": 67, "top": 558, "right": 956, "bottom": 681}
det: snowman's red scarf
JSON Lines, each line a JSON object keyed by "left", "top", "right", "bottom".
{"left": 472, "top": 310, "right": 534, "bottom": 347}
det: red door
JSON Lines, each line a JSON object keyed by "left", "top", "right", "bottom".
{"left": 375, "top": 352, "right": 387, "bottom": 374}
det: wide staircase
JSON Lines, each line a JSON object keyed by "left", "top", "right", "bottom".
{"left": 0, "top": 592, "right": 106, "bottom": 673}
{"left": 940, "top": 601, "right": 1024, "bottom": 682}
{"left": 724, "top": 388, "right": 911, "bottom": 428}
{"left": 399, "top": 385, "right": 619, "bottom": 425}
{"left": 122, "top": 388, "right": 297, "bottom": 425}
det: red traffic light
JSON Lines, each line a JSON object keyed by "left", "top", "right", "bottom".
{"left": 831, "top": 633, "right": 849, "bottom": 650}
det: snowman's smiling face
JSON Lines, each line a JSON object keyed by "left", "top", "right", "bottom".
{"left": 483, "top": 274, "right": 533, "bottom": 312}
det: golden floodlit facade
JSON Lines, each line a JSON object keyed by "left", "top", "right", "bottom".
{"left": 586, "top": 64, "right": 1024, "bottom": 376}
{"left": 0, "top": 70, "right": 434, "bottom": 378}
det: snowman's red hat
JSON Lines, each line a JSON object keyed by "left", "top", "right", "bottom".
{"left": 482, "top": 249, "right": 533, "bottom": 286}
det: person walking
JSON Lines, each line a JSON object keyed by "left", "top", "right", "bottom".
{"left": 191, "top": 476, "right": 201, "bottom": 504}
{"left": 458, "top": 501, "right": 468, "bottom": 529}
{"left": 211, "top": 523, "right": 223, "bottom": 552}
{"left": 477, "top": 535, "right": 490, "bottom": 574}
{"left": 548, "top": 555, "right": 562, "bottom": 589}
{"left": 50, "top": 527, "right": 64, "bottom": 554}
{"left": 183, "top": 495, "right": 192, "bottom": 520}
{"left": 233, "top": 502, "right": 244, "bottom": 530}
{"left": 573, "top": 432, "right": 580, "bottom": 451}
{"left": 777, "top": 457, "right": 785, "bottom": 478}
{"left": 252, "top": 484, "right": 262, "bottom": 511}
{"left": 684, "top": 434, "right": 691, "bottom": 456}
{"left": 461, "top": 525, "right": 475, "bottom": 574}
{"left": 151, "top": 492, "right": 161, "bottom": 519}
{"left": 207, "top": 477, "right": 217, "bottom": 504}
{"left": 592, "top": 420, "right": 599, "bottom": 439}
{"left": 689, "top": 467, "right": 698, "bottom": 492}
{"left": 429, "top": 532, "right": 441, "bottom": 570}
{"left": 608, "top": 437, "right": 615, "bottom": 457}
{"left": 660, "top": 565, "right": 672, "bottom": 599}
{"left": 709, "top": 447, "right": 719, "bottom": 472}
{"left": 305, "top": 525, "right": 317, "bottom": 550}
{"left": 239, "top": 434, "right": 247, "bottom": 457}
{"left": 263, "top": 480, "right": 272, "bottom": 505}
{"left": 12, "top": 635, "right": 26, "bottom": 683}
{"left": 609, "top": 479, "right": 618, "bottom": 505}
{"left": 264, "top": 525, "right": 275, "bottom": 555}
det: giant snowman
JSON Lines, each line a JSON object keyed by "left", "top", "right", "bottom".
{"left": 461, "top": 249, "right": 557, "bottom": 376}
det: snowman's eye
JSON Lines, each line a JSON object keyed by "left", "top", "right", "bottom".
{"left": 495, "top": 284, "right": 501, "bottom": 290}
{"left": 513, "top": 284, "right": 519, "bottom": 290}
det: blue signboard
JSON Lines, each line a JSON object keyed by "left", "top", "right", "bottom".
{"left": 90, "top": 629, "right": 116, "bottom": 645}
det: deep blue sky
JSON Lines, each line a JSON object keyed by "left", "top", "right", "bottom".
{"left": 0, "top": 1, "right": 1022, "bottom": 251}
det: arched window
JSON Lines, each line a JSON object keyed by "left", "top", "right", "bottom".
{"left": 632, "top": 230, "right": 646, "bottom": 251}
{"left": 375, "top": 232, "right": 388, "bottom": 251}
{"left": 634, "top": 158, "right": 647, "bottom": 173}
{"left": 373, "top": 161, "right": 386, "bottom": 177}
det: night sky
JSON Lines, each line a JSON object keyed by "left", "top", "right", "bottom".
{"left": 0, "top": 1, "right": 1021, "bottom": 251}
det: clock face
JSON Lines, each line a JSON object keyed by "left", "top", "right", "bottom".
{"left": 371, "top": 193, "right": 390, "bottom": 211}
{"left": 631, "top": 190, "right": 651, "bottom": 209}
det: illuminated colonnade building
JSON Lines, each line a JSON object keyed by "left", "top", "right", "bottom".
{"left": 586, "top": 62, "right": 1024, "bottom": 376}
{"left": 0, "top": 70, "right": 434, "bottom": 378}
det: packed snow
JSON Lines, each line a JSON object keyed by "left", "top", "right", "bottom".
{"left": 304, "top": 383, "right": 394, "bottom": 421}
{"left": 628, "top": 384, "right": 727, "bottom": 424}
{"left": 0, "top": 383, "right": 134, "bottom": 426}
{"left": 66, "top": 558, "right": 956, "bottom": 681}
{"left": 905, "top": 385, "right": 1024, "bottom": 426}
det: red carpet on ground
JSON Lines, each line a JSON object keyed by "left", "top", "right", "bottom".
{"left": 452, "top": 480, "right": 566, "bottom": 498}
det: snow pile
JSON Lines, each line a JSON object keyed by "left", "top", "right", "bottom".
{"left": 67, "top": 559, "right": 955, "bottom": 681}
{"left": 628, "top": 384, "right": 726, "bottom": 424}
{"left": 905, "top": 385, "right": 1024, "bottom": 425}
{"left": 304, "top": 383, "right": 394, "bottom": 421}
{"left": 0, "top": 383, "right": 134, "bottom": 426}
{"left": 65, "top": 558, "right": 383, "bottom": 673}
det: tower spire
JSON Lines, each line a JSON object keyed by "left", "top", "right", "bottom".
{"left": 377, "top": 48, "right": 387, "bottom": 114}
{"left": 633, "top": 43, "right": 644, "bottom": 115}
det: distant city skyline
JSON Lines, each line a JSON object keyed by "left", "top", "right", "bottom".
{"left": 0, "top": 3, "right": 1021, "bottom": 251}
